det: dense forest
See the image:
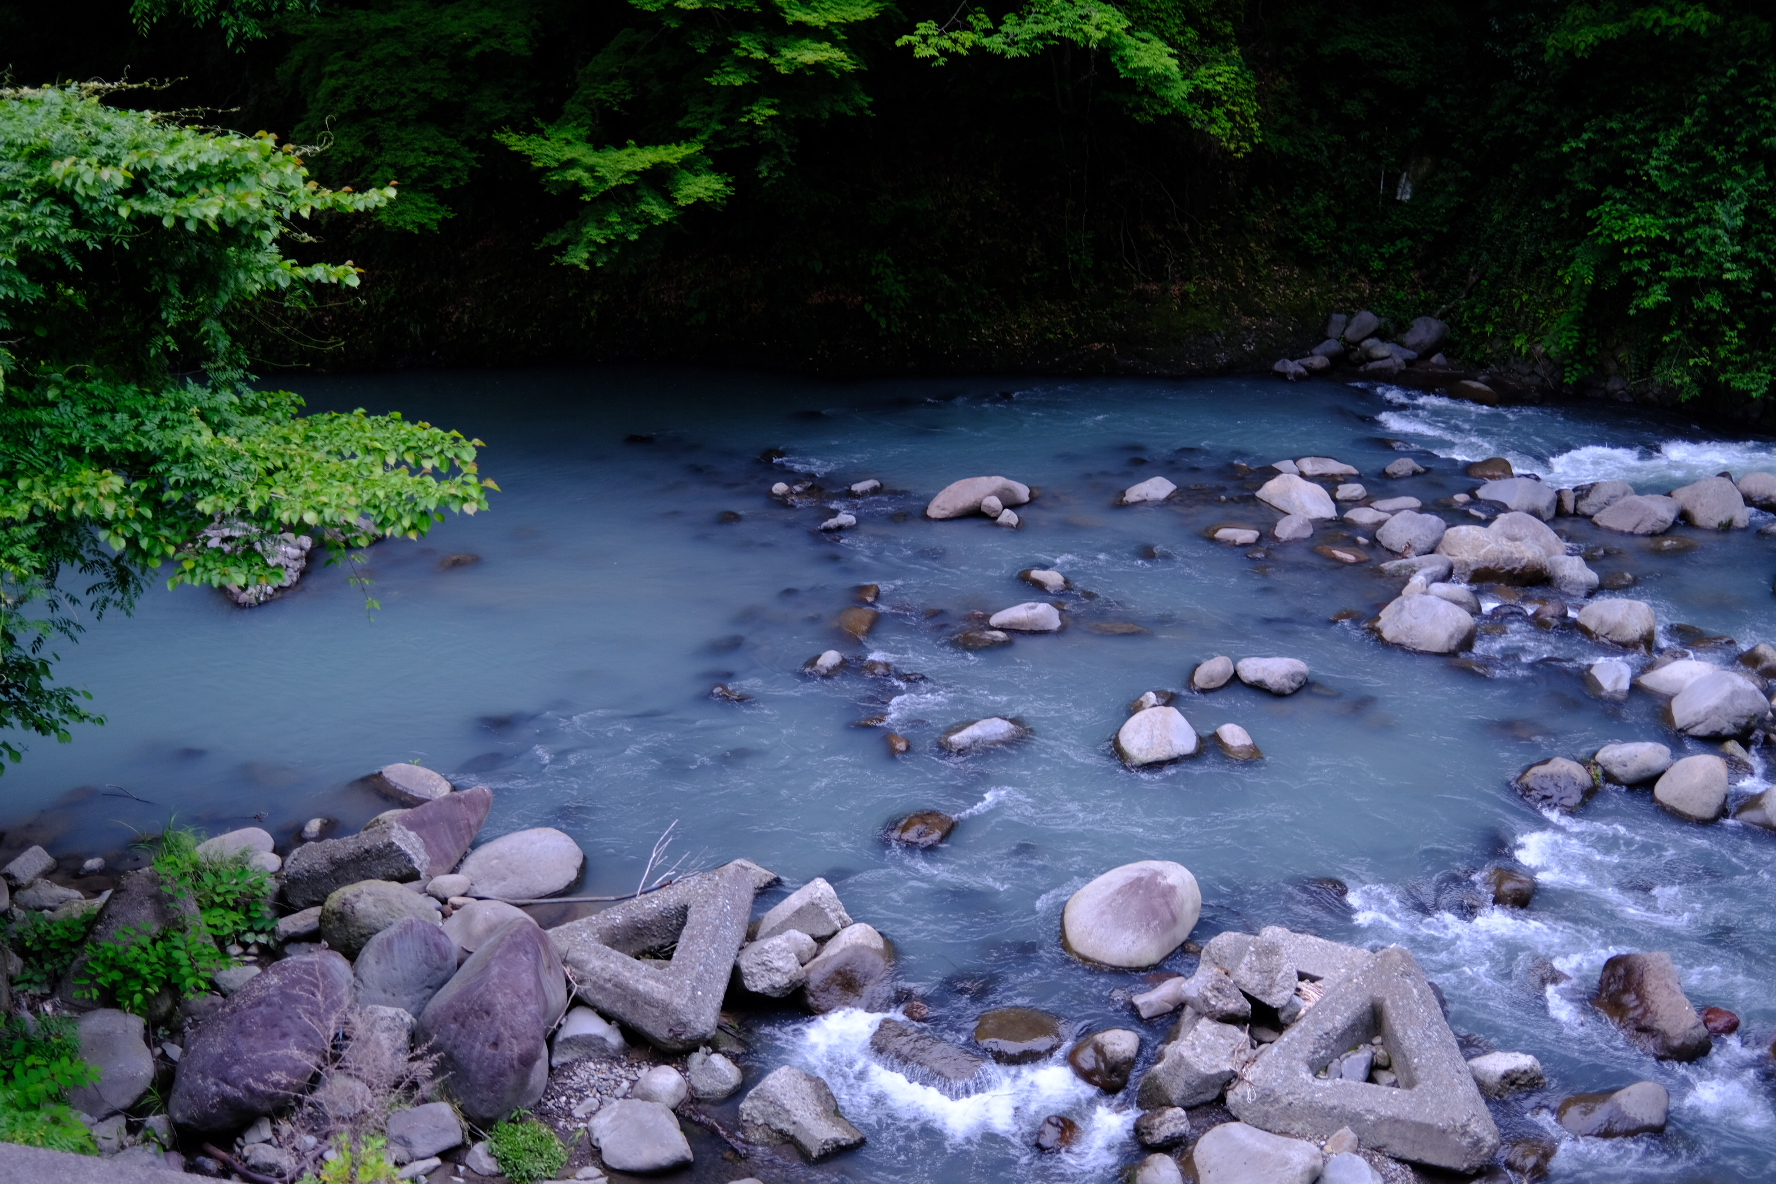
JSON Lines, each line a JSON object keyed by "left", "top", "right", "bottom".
{"left": 2, "top": 0, "right": 1770, "bottom": 403}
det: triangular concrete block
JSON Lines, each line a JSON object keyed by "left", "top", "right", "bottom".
{"left": 1226, "top": 945, "right": 1499, "bottom": 1171}
{"left": 549, "top": 861, "right": 762, "bottom": 1051}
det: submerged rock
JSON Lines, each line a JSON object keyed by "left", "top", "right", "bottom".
{"left": 1383, "top": 457, "right": 1426, "bottom": 478}
{"left": 973, "top": 1007, "right": 1063, "bottom": 1064}
{"left": 1557, "top": 1081, "right": 1669, "bottom": 1137}
{"left": 869, "top": 1018, "right": 985, "bottom": 1086}
{"left": 1516, "top": 757, "right": 1596, "bottom": 812}
{"left": 1062, "top": 860, "right": 1200, "bottom": 968}
{"left": 886, "top": 811, "right": 956, "bottom": 848}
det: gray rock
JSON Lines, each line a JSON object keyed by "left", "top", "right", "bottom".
{"left": 1344, "top": 311, "right": 1380, "bottom": 340}
{"left": 89, "top": 1113, "right": 128, "bottom": 1155}
{"left": 1214, "top": 526, "right": 1261, "bottom": 545}
{"left": 988, "top": 601, "right": 1061, "bottom": 632}
{"left": 1516, "top": 757, "right": 1596, "bottom": 812}
{"left": 1256, "top": 474, "right": 1337, "bottom": 519}
{"left": 1375, "top": 510, "right": 1447, "bottom": 555}
{"left": 807, "top": 649, "right": 844, "bottom": 676}
{"left": 1435, "top": 525, "right": 1548, "bottom": 584}
{"left": 1230, "top": 934, "right": 1297, "bottom": 1008}
{"left": 374, "top": 763, "right": 453, "bottom": 806}
{"left": 1670, "top": 670, "right": 1771, "bottom": 737}
{"left": 1214, "top": 723, "right": 1260, "bottom": 759}
{"left": 1547, "top": 554, "right": 1600, "bottom": 597}
{"left": 686, "top": 1049, "right": 743, "bottom": 1100}
{"left": 1575, "top": 480, "right": 1635, "bottom": 516}
{"left": 1312, "top": 338, "right": 1345, "bottom": 359}
{"left": 1136, "top": 1152, "right": 1184, "bottom": 1184}
{"left": 1, "top": 845, "right": 55, "bottom": 885}
{"left": 1593, "top": 494, "right": 1679, "bottom": 535}
{"left": 320, "top": 879, "right": 441, "bottom": 959}
{"left": 168, "top": 952, "right": 353, "bottom": 1130}
{"left": 1191, "top": 656, "right": 1235, "bottom": 691}
{"left": 1653, "top": 754, "right": 1729, "bottom": 822}
{"left": 1379, "top": 554, "right": 1452, "bottom": 581}
{"left": 1400, "top": 316, "right": 1448, "bottom": 353}
{"left": 457, "top": 827, "right": 583, "bottom": 901}
{"left": 212, "top": 965, "right": 261, "bottom": 996}
{"left": 590, "top": 1099, "right": 693, "bottom": 1172}
{"left": 1324, "top": 313, "right": 1350, "bottom": 339}
{"left": 1592, "top": 951, "right": 1710, "bottom": 1061}
{"left": 756, "top": 878, "right": 852, "bottom": 942}
{"left": 1586, "top": 658, "right": 1633, "bottom": 699}
{"left": 1135, "top": 1016, "right": 1246, "bottom": 1107}
{"left": 1274, "top": 358, "right": 1309, "bottom": 380}
{"left": 938, "top": 717, "right": 1028, "bottom": 754}
{"left": 1375, "top": 594, "right": 1474, "bottom": 654}
{"left": 1191, "top": 1122, "right": 1324, "bottom": 1184}
{"left": 442, "top": 898, "right": 532, "bottom": 954}
{"left": 739, "top": 1065, "right": 866, "bottom": 1160}
{"left": 1736, "top": 471, "right": 1776, "bottom": 509}
{"left": 1226, "top": 946, "right": 1501, "bottom": 1171}
{"left": 869, "top": 1018, "right": 986, "bottom": 1086}
{"left": 1182, "top": 966, "right": 1252, "bottom": 1023}
{"left": 1335, "top": 483, "right": 1368, "bottom": 503}
{"left": 281, "top": 826, "right": 430, "bottom": 909}
{"left": 1488, "top": 510, "right": 1565, "bottom": 558}
{"left": 65, "top": 1009, "right": 152, "bottom": 1118}
{"left": 196, "top": 828, "right": 274, "bottom": 862}
{"left": 818, "top": 511, "right": 857, "bottom": 531}
{"left": 1424, "top": 582, "right": 1480, "bottom": 612}
{"left": 1576, "top": 599, "right": 1656, "bottom": 649}
{"left": 1557, "top": 1081, "right": 1669, "bottom": 1137}
{"left": 1638, "top": 659, "right": 1722, "bottom": 698}
{"left": 394, "top": 786, "right": 494, "bottom": 881}
{"left": 551, "top": 1006, "right": 627, "bottom": 1065}
{"left": 58, "top": 868, "right": 197, "bottom": 1011}
{"left": 1021, "top": 568, "right": 1068, "bottom": 594}
{"left": 1594, "top": 742, "right": 1671, "bottom": 784}
{"left": 1132, "top": 976, "right": 1187, "bottom": 1019}
{"left": 1063, "top": 860, "right": 1200, "bottom": 968}
{"left": 354, "top": 914, "right": 459, "bottom": 1016}
{"left": 1670, "top": 476, "right": 1748, "bottom": 529}
{"left": 276, "top": 906, "right": 322, "bottom": 943}
{"left": 1318, "top": 1151, "right": 1384, "bottom": 1184}
{"left": 802, "top": 923, "right": 894, "bottom": 1013}
{"left": 735, "top": 930, "right": 819, "bottom": 997}
{"left": 1115, "top": 706, "right": 1200, "bottom": 767}
{"left": 1273, "top": 514, "right": 1315, "bottom": 541}
{"left": 1136, "top": 1107, "right": 1191, "bottom": 1148}
{"left": 15, "top": 880, "right": 82, "bottom": 910}
{"left": 1466, "top": 1052, "right": 1545, "bottom": 1098}
{"left": 926, "top": 476, "right": 1031, "bottom": 519}
{"left": 339, "top": 1004, "right": 415, "bottom": 1085}
{"left": 1235, "top": 657, "right": 1308, "bottom": 695}
{"left": 1066, "top": 1028, "right": 1139, "bottom": 1093}
{"left": 551, "top": 861, "right": 759, "bottom": 1051}
{"left": 1343, "top": 507, "right": 1389, "bottom": 529}
{"left": 1297, "top": 354, "right": 1332, "bottom": 373}
{"left": 1123, "top": 476, "right": 1178, "bottom": 505}
{"left": 1475, "top": 478, "right": 1557, "bottom": 520}
{"left": 1383, "top": 457, "right": 1426, "bottom": 478}
{"left": 418, "top": 918, "right": 569, "bottom": 1123}
{"left": 387, "top": 1101, "right": 462, "bottom": 1164}
{"left": 631, "top": 1065, "right": 688, "bottom": 1109}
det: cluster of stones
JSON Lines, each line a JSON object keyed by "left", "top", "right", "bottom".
{"left": 1273, "top": 310, "right": 1451, "bottom": 381}
{"left": 1113, "top": 655, "right": 1303, "bottom": 767}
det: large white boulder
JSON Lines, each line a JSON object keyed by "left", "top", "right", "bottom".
{"left": 1669, "top": 476, "right": 1748, "bottom": 530}
{"left": 988, "top": 602, "right": 1062, "bottom": 632}
{"left": 1063, "top": 861, "right": 1200, "bottom": 968}
{"left": 1115, "top": 706, "right": 1199, "bottom": 767}
{"left": 1375, "top": 510, "right": 1446, "bottom": 555}
{"left": 1669, "top": 670, "right": 1771, "bottom": 737}
{"left": 1255, "top": 474, "right": 1336, "bottom": 519}
{"left": 1653, "top": 755, "right": 1729, "bottom": 821}
{"left": 1576, "top": 599, "right": 1656, "bottom": 649}
{"left": 926, "top": 476, "right": 1031, "bottom": 519}
{"left": 1123, "top": 476, "right": 1177, "bottom": 505}
{"left": 1191, "top": 1122, "right": 1324, "bottom": 1184}
{"left": 1593, "top": 494, "right": 1679, "bottom": 535}
{"left": 1235, "top": 657, "right": 1308, "bottom": 695}
{"left": 1375, "top": 594, "right": 1475, "bottom": 653}
{"left": 457, "top": 828, "right": 584, "bottom": 901}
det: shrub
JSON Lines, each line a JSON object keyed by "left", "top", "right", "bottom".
{"left": 297, "top": 1133, "right": 402, "bottom": 1184}
{"left": 77, "top": 921, "right": 229, "bottom": 1016}
{"left": 0, "top": 1089, "right": 100, "bottom": 1154}
{"left": 488, "top": 1115, "right": 568, "bottom": 1184}
{"left": 2, "top": 909, "right": 97, "bottom": 993}
{"left": 154, "top": 827, "right": 278, "bottom": 947}
{"left": 0, "top": 1015, "right": 99, "bottom": 1155}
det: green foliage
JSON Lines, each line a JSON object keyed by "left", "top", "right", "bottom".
{"left": 3, "top": 908, "right": 98, "bottom": 993}
{"left": 153, "top": 826, "right": 278, "bottom": 946}
{"left": 297, "top": 1133, "right": 402, "bottom": 1184}
{"left": 488, "top": 1115, "right": 568, "bottom": 1184}
{"left": 0, "top": 1089, "right": 100, "bottom": 1154}
{"left": 0, "top": 1015, "right": 98, "bottom": 1108}
{"left": 0, "top": 84, "right": 496, "bottom": 770}
{"left": 77, "top": 921, "right": 230, "bottom": 1015}
{"left": 129, "top": 0, "right": 316, "bottom": 46}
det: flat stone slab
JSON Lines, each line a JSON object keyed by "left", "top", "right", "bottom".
{"left": 551, "top": 861, "right": 760, "bottom": 1050}
{"left": 0, "top": 1142, "right": 193, "bottom": 1183}
{"left": 1227, "top": 946, "right": 1500, "bottom": 1171}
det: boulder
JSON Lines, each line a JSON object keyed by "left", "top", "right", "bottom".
{"left": 994, "top": 509, "right": 1020, "bottom": 528}
{"left": 590, "top": 1099, "right": 693, "bottom": 1173}
{"left": 1256, "top": 474, "right": 1337, "bottom": 519}
{"left": 1181, "top": 966, "right": 1252, "bottom": 1023}
{"left": 1191, "top": 656, "right": 1235, "bottom": 691}
{"left": 1274, "top": 358, "right": 1309, "bottom": 380}
{"left": 442, "top": 898, "right": 532, "bottom": 954}
{"left": 1297, "top": 457, "right": 1358, "bottom": 477}
{"left": 65, "top": 1009, "right": 153, "bottom": 1118}
{"left": 550, "top": 862, "right": 759, "bottom": 1051}
{"left": 1319, "top": 1152, "right": 1384, "bottom": 1184}
{"left": 1734, "top": 787, "right": 1776, "bottom": 829}
{"left": 973, "top": 1007, "right": 1062, "bottom": 1064}
{"left": 1475, "top": 477, "right": 1557, "bottom": 520}
{"left": 168, "top": 953, "right": 353, "bottom": 1130}
{"left": 631, "top": 1065, "right": 689, "bottom": 1109}
{"left": 1136, "top": 1016, "right": 1247, "bottom": 1107}
{"left": 1652, "top": 754, "right": 1728, "bottom": 822}
{"left": 1585, "top": 658, "right": 1633, "bottom": 699}
{"left": 1375, "top": 510, "right": 1446, "bottom": 555}
{"left": 1021, "top": 568, "right": 1069, "bottom": 593}
{"left": 938, "top": 717, "right": 1028, "bottom": 754}
{"left": 1669, "top": 476, "right": 1748, "bottom": 529}
{"left": 374, "top": 763, "right": 453, "bottom": 806}
{"left": 1593, "top": 494, "right": 1679, "bottom": 535}
{"left": 1488, "top": 511, "right": 1564, "bottom": 557}
{"left": 1383, "top": 457, "right": 1425, "bottom": 478}
{"left": 1068, "top": 1028, "right": 1139, "bottom": 1092}
{"left": 926, "top": 476, "right": 1031, "bottom": 520}
{"left": 1375, "top": 496, "right": 1424, "bottom": 513}
{"left": 1123, "top": 476, "right": 1178, "bottom": 505}
{"left": 1669, "top": 670, "right": 1771, "bottom": 737}
{"left": 980, "top": 495, "right": 1003, "bottom": 516}
{"left": 988, "top": 602, "right": 1062, "bottom": 632}
{"left": 551, "top": 1006, "right": 627, "bottom": 1065}
{"left": 756, "top": 878, "right": 851, "bottom": 942}
{"left": 1559, "top": 1081, "right": 1669, "bottom": 1137}
{"left": 952, "top": 628, "right": 1012, "bottom": 650}
{"left": 1214, "top": 723, "right": 1261, "bottom": 759}
{"left": 1214, "top": 527, "right": 1261, "bottom": 545}
{"left": 1190, "top": 1122, "right": 1324, "bottom": 1184}
{"left": 1273, "top": 514, "right": 1314, "bottom": 541}
{"left": 1435, "top": 526, "right": 1547, "bottom": 584}
{"left": 353, "top": 915, "right": 459, "bottom": 1016}
{"left": 1592, "top": 952, "right": 1711, "bottom": 1061}
{"left": 196, "top": 828, "right": 274, "bottom": 862}
{"left": 869, "top": 1018, "right": 986, "bottom": 1086}
{"left": 281, "top": 826, "right": 430, "bottom": 909}
{"left": 1594, "top": 742, "right": 1671, "bottom": 785}
{"left": 1230, "top": 933, "right": 1298, "bottom": 1008}
{"left": 802, "top": 923, "right": 893, "bottom": 1013}
{"left": 59, "top": 868, "right": 198, "bottom": 1010}
{"left": 391, "top": 787, "right": 493, "bottom": 881}
{"left": 1235, "top": 657, "right": 1308, "bottom": 695}
{"left": 739, "top": 1066, "right": 866, "bottom": 1161}
{"left": 735, "top": 931, "right": 819, "bottom": 997}
{"left": 807, "top": 649, "right": 844, "bottom": 676}
{"left": 1136, "top": 1152, "right": 1185, "bottom": 1184}
{"left": 1375, "top": 594, "right": 1474, "bottom": 654}
{"left": 1736, "top": 471, "right": 1776, "bottom": 508}
{"left": 457, "top": 827, "right": 583, "bottom": 901}
{"left": 386, "top": 1102, "right": 463, "bottom": 1164}
{"left": 1547, "top": 554, "right": 1600, "bottom": 597}
{"left": 1576, "top": 599, "right": 1656, "bottom": 649}
{"left": 1335, "top": 483, "right": 1367, "bottom": 503}
{"left": 1466, "top": 1052, "right": 1544, "bottom": 1098}
{"left": 15, "top": 880, "right": 82, "bottom": 910}
{"left": 1638, "top": 658, "right": 1727, "bottom": 698}
{"left": 1062, "top": 860, "right": 1200, "bottom": 968}
{"left": 1575, "top": 481, "right": 1635, "bottom": 517}
{"left": 419, "top": 918, "right": 568, "bottom": 1123}
{"left": 1343, "top": 507, "right": 1389, "bottom": 529}
{"left": 1379, "top": 554, "right": 1452, "bottom": 581}
{"left": 276, "top": 906, "right": 322, "bottom": 943}
{"left": 1115, "top": 706, "right": 1200, "bottom": 767}
{"left": 1, "top": 845, "right": 55, "bottom": 885}
{"left": 686, "top": 1049, "right": 744, "bottom": 1100}
{"left": 1136, "top": 1107, "right": 1192, "bottom": 1149}
{"left": 1227, "top": 946, "right": 1499, "bottom": 1171}
{"left": 819, "top": 511, "right": 856, "bottom": 531}
{"left": 1516, "top": 757, "right": 1595, "bottom": 812}
{"left": 319, "top": 879, "right": 442, "bottom": 959}
{"left": 1344, "top": 310, "right": 1380, "bottom": 340}
{"left": 1132, "top": 975, "right": 1188, "bottom": 1019}
{"left": 1424, "top": 582, "right": 1480, "bottom": 613}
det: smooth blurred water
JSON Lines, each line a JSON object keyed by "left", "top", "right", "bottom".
{"left": 7, "top": 370, "right": 1776, "bottom": 1182}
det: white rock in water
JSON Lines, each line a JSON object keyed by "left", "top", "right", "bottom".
{"left": 1426, "top": 582, "right": 1480, "bottom": 613}
{"left": 1191, "top": 1121, "right": 1323, "bottom": 1184}
{"left": 1191, "top": 656, "right": 1234, "bottom": 692}
{"left": 819, "top": 512, "right": 856, "bottom": 531}
{"left": 376, "top": 763, "right": 453, "bottom": 806}
{"left": 1371, "top": 496, "right": 1421, "bottom": 512}
{"left": 1115, "top": 706, "right": 1199, "bottom": 767}
{"left": 980, "top": 495, "right": 1004, "bottom": 517}
{"left": 1255, "top": 474, "right": 1336, "bottom": 519}
{"left": 1653, "top": 754, "right": 1729, "bottom": 821}
{"left": 1375, "top": 594, "right": 1475, "bottom": 653}
{"left": 197, "top": 828, "right": 275, "bottom": 862}
{"left": 1593, "top": 494, "right": 1679, "bottom": 535}
{"left": 457, "top": 827, "right": 583, "bottom": 900}
{"left": 1273, "top": 514, "right": 1313, "bottom": 541}
{"left": 1343, "top": 507, "right": 1389, "bottom": 527}
{"left": 770, "top": 482, "right": 790, "bottom": 496}
{"left": 849, "top": 479, "right": 881, "bottom": 495}
{"left": 1123, "top": 476, "right": 1178, "bottom": 505}
{"left": 1736, "top": 471, "right": 1776, "bottom": 509}
{"left": 1214, "top": 723, "right": 1260, "bottom": 759}
{"left": 1063, "top": 861, "right": 1201, "bottom": 967}
{"left": 1467, "top": 1051, "right": 1546, "bottom": 1098}
{"left": 1576, "top": 599, "right": 1656, "bottom": 649}
{"left": 1333, "top": 483, "right": 1366, "bottom": 502}
{"left": 1214, "top": 528, "right": 1260, "bottom": 545}
{"left": 1669, "top": 670, "right": 1770, "bottom": 737}
{"left": 1376, "top": 510, "right": 1447, "bottom": 555}
{"left": 1021, "top": 568, "right": 1068, "bottom": 593}
{"left": 1594, "top": 742, "right": 1671, "bottom": 785}
{"left": 1235, "top": 657, "right": 1308, "bottom": 695}
{"left": 926, "top": 476, "right": 1031, "bottom": 519}
{"left": 939, "top": 717, "right": 1028, "bottom": 754}
{"left": 1635, "top": 658, "right": 1719, "bottom": 697}
{"left": 755, "top": 878, "right": 851, "bottom": 942}
{"left": 1585, "top": 658, "right": 1632, "bottom": 699}
{"left": 300, "top": 818, "right": 329, "bottom": 842}
{"left": 989, "top": 602, "right": 1062, "bottom": 632}
{"left": 1669, "top": 475, "right": 1748, "bottom": 530}
{"left": 1488, "top": 510, "right": 1565, "bottom": 557}
{"left": 807, "top": 650, "right": 844, "bottom": 676}
{"left": 994, "top": 509, "right": 1020, "bottom": 528}
{"left": 1296, "top": 457, "right": 1357, "bottom": 478}
{"left": 1383, "top": 457, "right": 1425, "bottom": 478}
{"left": 1271, "top": 460, "right": 1300, "bottom": 474}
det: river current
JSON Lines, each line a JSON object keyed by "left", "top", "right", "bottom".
{"left": 6, "top": 370, "right": 1775, "bottom": 1183}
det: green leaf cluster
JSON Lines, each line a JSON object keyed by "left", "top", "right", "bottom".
{"left": 0, "top": 1015, "right": 100, "bottom": 1156}
{"left": 3, "top": 909, "right": 99, "bottom": 994}
{"left": 153, "top": 826, "right": 279, "bottom": 946}
{"left": 488, "top": 1115, "right": 568, "bottom": 1184}
{"left": 297, "top": 1133, "right": 402, "bottom": 1184}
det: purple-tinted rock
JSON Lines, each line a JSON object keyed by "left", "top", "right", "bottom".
{"left": 353, "top": 915, "right": 459, "bottom": 1017}
{"left": 397, "top": 787, "right": 493, "bottom": 879}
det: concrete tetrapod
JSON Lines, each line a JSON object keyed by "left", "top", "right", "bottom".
{"left": 1226, "top": 946, "right": 1501, "bottom": 1171}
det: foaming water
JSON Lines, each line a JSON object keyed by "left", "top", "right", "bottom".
{"left": 7, "top": 369, "right": 1776, "bottom": 1182}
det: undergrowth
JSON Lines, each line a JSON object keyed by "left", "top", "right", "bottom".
{"left": 489, "top": 1115, "right": 568, "bottom": 1184}
{"left": 0, "top": 1016, "right": 98, "bottom": 1155}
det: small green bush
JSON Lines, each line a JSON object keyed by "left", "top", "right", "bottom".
{"left": 488, "top": 1115, "right": 568, "bottom": 1184}
{"left": 297, "top": 1134, "right": 402, "bottom": 1184}
{"left": 77, "top": 922, "right": 229, "bottom": 1016}
{"left": 0, "top": 1088, "right": 100, "bottom": 1154}
{"left": 3, "top": 909, "right": 97, "bottom": 993}
{"left": 0, "top": 1015, "right": 97, "bottom": 1107}
{"left": 154, "top": 826, "right": 278, "bottom": 946}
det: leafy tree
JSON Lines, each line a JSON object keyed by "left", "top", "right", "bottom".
{"left": 0, "top": 84, "right": 495, "bottom": 769}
